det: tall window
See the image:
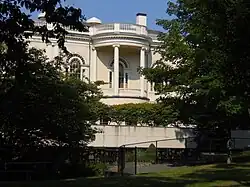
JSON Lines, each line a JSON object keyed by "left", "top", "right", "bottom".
{"left": 109, "top": 58, "right": 129, "bottom": 89}
{"left": 119, "top": 63, "right": 124, "bottom": 88}
{"left": 66, "top": 54, "right": 88, "bottom": 80}
{"left": 69, "top": 58, "right": 81, "bottom": 79}
{"left": 109, "top": 71, "right": 112, "bottom": 88}
{"left": 125, "top": 73, "right": 128, "bottom": 88}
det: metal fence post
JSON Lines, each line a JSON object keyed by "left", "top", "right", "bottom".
{"left": 118, "top": 146, "right": 125, "bottom": 176}
{"left": 155, "top": 141, "right": 158, "bottom": 164}
{"left": 227, "top": 139, "right": 233, "bottom": 164}
{"left": 134, "top": 146, "right": 137, "bottom": 175}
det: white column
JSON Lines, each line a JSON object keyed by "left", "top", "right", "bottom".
{"left": 140, "top": 47, "right": 146, "bottom": 97}
{"left": 113, "top": 44, "right": 120, "bottom": 95}
{"left": 91, "top": 47, "right": 97, "bottom": 82}
{"left": 147, "top": 49, "right": 152, "bottom": 96}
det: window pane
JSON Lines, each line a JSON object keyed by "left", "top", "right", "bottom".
{"left": 70, "top": 58, "right": 81, "bottom": 79}
{"left": 109, "top": 71, "right": 112, "bottom": 88}
{"left": 82, "top": 69, "right": 85, "bottom": 80}
{"left": 125, "top": 73, "right": 128, "bottom": 88}
{"left": 119, "top": 63, "right": 124, "bottom": 88}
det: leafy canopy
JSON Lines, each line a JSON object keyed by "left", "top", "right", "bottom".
{"left": 0, "top": 0, "right": 102, "bottom": 161}
{"left": 142, "top": 0, "right": 250, "bottom": 133}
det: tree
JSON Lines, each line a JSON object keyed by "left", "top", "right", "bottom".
{"left": 142, "top": 0, "right": 250, "bottom": 137}
{"left": 0, "top": 0, "right": 102, "bottom": 162}
{"left": 0, "top": 48, "right": 102, "bottom": 161}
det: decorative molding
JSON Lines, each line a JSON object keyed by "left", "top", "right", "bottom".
{"left": 32, "top": 33, "right": 90, "bottom": 43}
{"left": 32, "top": 32, "right": 157, "bottom": 47}
{"left": 112, "top": 44, "right": 120, "bottom": 48}
{"left": 66, "top": 53, "right": 86, "bottom": 65}
{"left": 109, "top": 57, "right": 129, "bottom": 69}
{"left": 102, "top": 95, "right": 150, "bottom": 101}
{"left": 93, "top": 34, "right": 151, "bottom": 42}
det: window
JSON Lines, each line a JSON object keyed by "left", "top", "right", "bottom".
{"left": 109, "top": 58, "right": 129, "bottom": 89}
{"left": 69, "top": 58, "right": 81, "bottom": 79}
{"left": 119, "top": 63, "right": 124, "bottom": 88}
{"left": 125, "top": 73, "right": 128, "bottom": 89}
{"left": 109, "top": 71, "right": 112, "bottom": 88}
{"left": 82, "top": 69, "right": 86, "bottom": 80}
{"left": 66, "top": 54, "right": 89, "bottom": 80}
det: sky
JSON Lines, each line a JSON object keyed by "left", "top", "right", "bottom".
{"left": 65, "top": 0, "right": 171, "bottom": 31}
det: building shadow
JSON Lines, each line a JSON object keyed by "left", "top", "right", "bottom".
{"left": 1, "top": 163, "right": 250, "bottom": 187}
{"left": 0, "top": 176, "right": 200, "bottom": 187}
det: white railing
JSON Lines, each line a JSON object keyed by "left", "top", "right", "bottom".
{"left": 34, "top": 21, "right": 148, "bottom": 36}
{"left": 102, "top": 88, "right": 147, "bottom": 98}
{"left": 93, "top": 23, "right": 148, "bottom": 36}
{"left": 34, "top": 20, "right": 88, "bottom": 34}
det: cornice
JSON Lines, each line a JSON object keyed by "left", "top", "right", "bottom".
{"left": 32, "top": 33, "right": 91, "bottom": 42}
{"left": 31, "top": 32, "right": 160, "bottom": 46}
{"left": 92, "top": 34, "right": 152, "bottom": 46}
{"left": 66, "top": 33, "right": 91, "bottom": 42}
{"left": 92, "top": 33, "right": 152, "bottom": 42}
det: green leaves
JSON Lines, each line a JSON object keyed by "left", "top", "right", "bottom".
{"left": 142, "top": 0, "right": 250, "bottom": 133}
{"left": 98, "top": 103, "right": 179, "bottom": 127}
{"left": 0, "top": 1, "right": 100, "bottom": 161}
{"left": 0, "top": 48, "right": 102, "bottom": 151}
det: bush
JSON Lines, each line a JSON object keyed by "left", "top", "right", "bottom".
{"left": 87, "top": 163, "right": 108, "bottom": 176}
{"left": 59, "top": 162, "right": 108, "bottom": 178}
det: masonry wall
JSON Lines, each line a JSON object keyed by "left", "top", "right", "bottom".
{"left": 89, "top": 125, "right": 197, "bottom": 148}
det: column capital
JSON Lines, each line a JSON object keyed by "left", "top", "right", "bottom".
{"left": 112, "top": 44, "right": 120, "bottom": 48}
{"left": 141, "top": 46, "right": 148, "bottom": 51}
{"left": 92, "top": 46, "right": 96, "bottom": 51}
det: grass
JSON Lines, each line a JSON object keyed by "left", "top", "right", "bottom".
{"left": 1, "top": 162, "right": 250, "bottom": 187}
{"left": 1, "top": 152, "right": 250, "bottom": 187}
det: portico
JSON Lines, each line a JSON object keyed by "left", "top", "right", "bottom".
{"left": 91, "top": 44, "right": 149, "bottom": 100}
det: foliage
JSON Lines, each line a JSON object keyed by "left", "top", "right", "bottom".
{"left": 0, "top": 0, "right": 103, "bottom": 163}
{"left": 0, "top": 48, "right": 102, "bottom": 161}
{"left": 87, "top": 162, "right": 108, "bottom": 176}
{"left": 142, "top": 0, "right": 250, "bottom": 135}
{"left": 103, "top": 103, "right": 177, "bottom": 126}
{"left": 0, "top": 0, "right": 87, "bottom": 55}
{"left": 59, "top": 162, "right": 107, "bottom": 178}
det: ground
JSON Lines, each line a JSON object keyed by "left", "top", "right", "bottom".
{"left": 1, "top": 162, "right": 250, "bottom": 187}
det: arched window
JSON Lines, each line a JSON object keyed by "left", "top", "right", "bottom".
{"left": 69, "top": 57, "right": 81, "bottom": 79}
{"left": 109, "top": 58, "right": 129, "bottom": 89}
{"left": 119, "top": 63, "right": 124, "bottom": 88}
{"left": 66, "top": 54, "right": 89, "bottom": 80}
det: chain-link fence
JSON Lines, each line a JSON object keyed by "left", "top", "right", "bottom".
{"left": 117, "top": 137, "right": 245, "bottom": 175}
{"left": 90, "top": 137, "right": 250, "bottom": 176}
{"left": 118, "top": 137, "right": 195, "bottom": 175}
{"left": 228, "top": 137, "right": 250, "bottom": 164}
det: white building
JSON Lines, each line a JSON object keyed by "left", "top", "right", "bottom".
{"left": 30, "top": 13, "right": 195, "bottom": 148}
{"left": 30, "top": 13, "right": 161, "bottom": 105}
